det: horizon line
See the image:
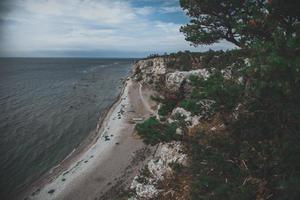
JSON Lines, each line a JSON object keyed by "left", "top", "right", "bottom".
{"left": 0, "top": 56, "right": 144, "bottom": 59}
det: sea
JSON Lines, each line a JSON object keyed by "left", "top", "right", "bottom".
{"left": 0, "top": 57, "right": 134, "bottom": 199}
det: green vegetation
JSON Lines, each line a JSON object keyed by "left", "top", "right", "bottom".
{"left": 135, "top": 117, "right": 179, "bottom": 145}
{"left": 151, "top": 95, "right": 178, "bottom": 117}
{"left": 180, "top": 0, "right": 299, "bottom": 48}
{"left": 179, "top": 99, "right": 199, "bottom": 115}
{"left": 158, "top": 101, "right": 177, "bottom": 116}
{"left": 163, "top": 49, "right": 247, "bottom": 71}
{"left": 166, "top": 50, "right": 193, "bottom": 71}
{"left": 179, "top": 0, "right": 300, "bottom": 199}
{"left": 189, "top": 73, "right": 244, "bottom": 111}
{"left": 188, "top": 134, "right": 257, "bottom": 200}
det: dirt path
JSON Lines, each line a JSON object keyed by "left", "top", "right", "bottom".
{"left": 139, "top": 83, "right": 155, "bottom": 115}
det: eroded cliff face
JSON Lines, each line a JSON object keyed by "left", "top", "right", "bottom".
{"left": 132, "top": 57, "right": 168, "bottom": 86}
{"left": 129, "top": 142, "right": 187, "bottom": 200}
{"left": 129, "top": 56, "right": 245, "bottom": 200}
{"left": 132, "top": 57, "right": 210, "bottom": 93}
{"left": 165, "top": 69, "right": 210, "bottom": 92}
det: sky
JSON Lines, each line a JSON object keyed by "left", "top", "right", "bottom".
{"left": 0, "top": 0, "right": 236, "bottom": 58}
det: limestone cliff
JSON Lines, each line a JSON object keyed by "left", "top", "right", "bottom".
{"left": 132, "top": 57, "right": 210, "bottom": 93}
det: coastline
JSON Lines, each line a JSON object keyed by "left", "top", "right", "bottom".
{"left": 17, "top": 73, "right": 129, "bottom": 199}
{"left": 20, "top": 71, "right": 157, "bottom": 200}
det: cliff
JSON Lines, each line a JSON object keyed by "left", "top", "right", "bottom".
{"left": 128, "top": 48, "right": 299, "bottom": 200}
{"left": 132, "top": 57, "right": 211, "bottom": 93}
{"left": 128, "top": 53, "right": 246, "bottom": 199}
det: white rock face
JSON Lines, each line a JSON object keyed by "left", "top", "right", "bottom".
{"left": 221, "top": 67, "right": 233, "bottom": 80}
{"left": 129, "top": 142, "right": 187, "bottom": 200}
{"left": 148, "top": 142, "right": 187, "bottom": 181}
{"left": 130, "top": 177, "right": 158, "bottom": 199}
{"left": 133, "top": 58, "right": 167, "bottom": 85}
{"left": 232, "top": 103, "right": 243, "bottom": 120}
{"left": 133, "top": 58, "right": 210, "bottom": 93}
{"left": 176, "top": 127, "right": 183, "bottom": 135}
{"left": 168, "top": 107, "right": 200, "bottom": 128}
{"left": 165, "top": 69, "right": 210, "bottom": 92}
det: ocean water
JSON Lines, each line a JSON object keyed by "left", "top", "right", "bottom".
{"left": 0, "top": 58, "right": 133, "bottom": 199}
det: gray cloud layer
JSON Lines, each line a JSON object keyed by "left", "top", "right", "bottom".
{"left": 0, "top": 0, "right": 236, "bottom": 57}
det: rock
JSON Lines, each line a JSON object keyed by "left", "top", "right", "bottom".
{"left": 176, "top": 128, "right": 183, "bottom": 135}
{"left": 197, "top": 99, "right": 216, "bottom": 119}
{"left": 168, "top": 107, "right": 200, "bottom": 128}
{"left": 148, "top": 142, "right": 187, "bottom": 180}
{"left": 165, "top": 69, "right": 210, "bottom": 92}
{"left": 210, "top": 127, "right": 217, "bottom": 131}
{"left": 132, "top": 57, "right": 211, "bottom": 95}
{"left": 129, "top": 142, "right": 187, "bottom": 199}
{"left": 244, "top": 58, "right": 251, "bottom": 67}
{"left": 130, "top": 177, "right": 158, "bottom": 199}
{"left": 156, "top": 103, "right": 163, "bottom": 120}
{"left": 221, "top": 67, "right": 233, "bottom": 80}
{"left": 238, "top": 76, "right": 244, "bottom": 84}
{"left": 133, "top": 58, "right": 168, "bottom": 85}
{"left": 48, "top": 189, "right": 55, "bottom": 194}
{"left": 232, "top": 103, "right": 243, "bottom": 120}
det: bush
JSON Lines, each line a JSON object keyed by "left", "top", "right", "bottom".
{"left": 179, "top": 99, "right": 199, "bottom": 115}
{"left": 158, "top": 101, "right": 177, "bottom": 116}
{"left": 135, "top": 117, "right": 178, "bottom": 145}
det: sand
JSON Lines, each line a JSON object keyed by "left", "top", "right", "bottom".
{"left": 22, "top": 78, "right": 157, "bottom": 200}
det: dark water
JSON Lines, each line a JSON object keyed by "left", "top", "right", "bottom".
{"left": 0, "top": 58, "right": 133, "bottom": 199}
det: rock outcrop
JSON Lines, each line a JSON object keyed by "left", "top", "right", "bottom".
{"left": 165, "top": 69, "right": 210, "bottom": 92}
{"left": 133, "top": 58, "right": 211, "bottom": 95}
{"left": 133, "top": 57, "right": 168, "bottom": 86}
{"left": 168, "top": 107, "right": 200, "bottom": 128}
{"left": 129, "top": 142, "right": 187, "bottom": 199}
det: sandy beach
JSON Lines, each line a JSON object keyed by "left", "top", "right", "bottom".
{"left": 21, "top": 78, "right": 157, "bottom": 200}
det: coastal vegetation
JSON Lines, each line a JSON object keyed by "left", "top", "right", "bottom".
{"left": 134, "top": 0, "right": 300, "bottom": 199}
{"left": 135, "top": 117, "right": 178, "bottom": 145}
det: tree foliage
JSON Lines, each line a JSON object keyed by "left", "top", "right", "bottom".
{"left": 180, "top": 0, "right": 300, "bottom": 47}
{"left": 180, "top": 0, "right": 300, "bottom": 199}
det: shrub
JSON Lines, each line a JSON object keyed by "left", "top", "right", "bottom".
{"left": 158, "top": 101, "right": 177, "bottom": 116}
{"left": 135, "top": 117, "right": 178, "bottom": 145}
{"left": 179, "top": 99, "right": 199, "bottom": 115}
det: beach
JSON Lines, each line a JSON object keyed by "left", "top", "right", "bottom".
{"left": 21, "top": 77, "right": 157, "bottom": 200}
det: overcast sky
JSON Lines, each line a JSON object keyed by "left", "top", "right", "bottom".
{"left": 0, "top": 0, "right": 236, "bottom": 57}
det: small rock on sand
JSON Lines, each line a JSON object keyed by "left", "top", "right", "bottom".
{"left": 48, "top": 189, "right": 55, "bottom": 194}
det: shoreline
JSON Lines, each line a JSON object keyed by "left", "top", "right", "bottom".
{"left": 18, "top": 74, "right": 131, "bottom": 200}
{"left": 20, "top": 71, "right": 157, "bottom": 200}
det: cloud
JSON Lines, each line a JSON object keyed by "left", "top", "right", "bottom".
{"left": 160, "top": 6, "right": 182, "bottom": 13}
{"left": 134, "top": 6, "right": 155, "bottom": 16}
{"left": 0, "top": 0, "right": 235, "bottom": 57}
